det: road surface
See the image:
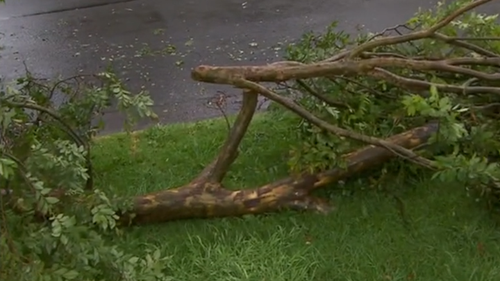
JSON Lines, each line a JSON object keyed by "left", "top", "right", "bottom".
{"left": 0, "top": 0, "right": 498, "bottom": 133}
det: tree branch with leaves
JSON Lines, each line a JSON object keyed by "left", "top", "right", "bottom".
{"left": 1, "top": 0, "right": 500, "bottom": 279}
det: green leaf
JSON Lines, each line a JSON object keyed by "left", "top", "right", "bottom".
{"left": 63, "top": 270, "right": 79, "bottom": 280}
{"left": 40, "top": 188, "right": 52, "bottom": 195}
{"left": 128, "top": 256, "right": 140, "bottom": 264}
{"left": 45, "top": 197, "right": 60, "bottom": 204}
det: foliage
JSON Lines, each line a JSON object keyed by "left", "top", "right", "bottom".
{"left": 283, "top": 0, "right": 500, "bottom": 207}
{"left": 0, "top": 71, "right": 170, "bottom": 280}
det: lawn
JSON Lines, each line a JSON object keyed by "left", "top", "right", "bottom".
{"left": 92, "top": 111, "right": 500, "bottom": 281}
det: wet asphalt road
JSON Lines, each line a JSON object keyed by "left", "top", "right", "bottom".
{"left": 1, "top": 0, "right": 499, "bottom": 133}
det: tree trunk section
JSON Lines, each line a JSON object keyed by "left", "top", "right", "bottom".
{"left": 121, "top": 122, "right": 438, "bottom": 225}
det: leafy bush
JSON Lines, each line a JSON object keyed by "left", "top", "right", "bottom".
{"left": 0, "top": 71, "right": 170, "bottom": 281}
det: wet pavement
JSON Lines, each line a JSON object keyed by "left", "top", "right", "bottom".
{"left": 1, "top": 0, "right": 499, "bottom": 133}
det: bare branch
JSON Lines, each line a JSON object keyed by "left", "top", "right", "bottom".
{"left": 348, "top": 0, "right": 494, "bottom": 58}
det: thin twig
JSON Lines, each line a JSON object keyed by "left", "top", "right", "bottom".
{"left": 295, "top": 79, "right": 349, "bottom": 108}
{"left": 215, "top": 91, "right": 231, "bottom": 133}
{"left": 366, "top": 23, "right": 420, "bottom": 42}
{"left": 329, "top": 75, "right": 393, "bottom": 98}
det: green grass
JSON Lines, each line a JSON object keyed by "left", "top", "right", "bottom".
{"left": 92, "top": 111, "right": 500, "bottom": 281}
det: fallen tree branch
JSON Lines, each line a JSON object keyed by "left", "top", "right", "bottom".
{"left": 191, "top": 57, "right": 500, "bottom": 95}
{"left": 104, "top": 0, "right": 500, "bottom": 225}
{"left": 122, "top": 123, "right": 438, "bottom": 225}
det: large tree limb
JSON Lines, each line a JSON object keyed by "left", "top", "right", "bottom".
{"left": 123, "top": 123, "right": 438, "bottom": 225}
{"left": 191, "top": 57, "right": 500, "bottom": 95}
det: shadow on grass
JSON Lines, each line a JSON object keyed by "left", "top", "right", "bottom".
{"left": 91, "top": 111, "right": 500, "bottom": 281}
